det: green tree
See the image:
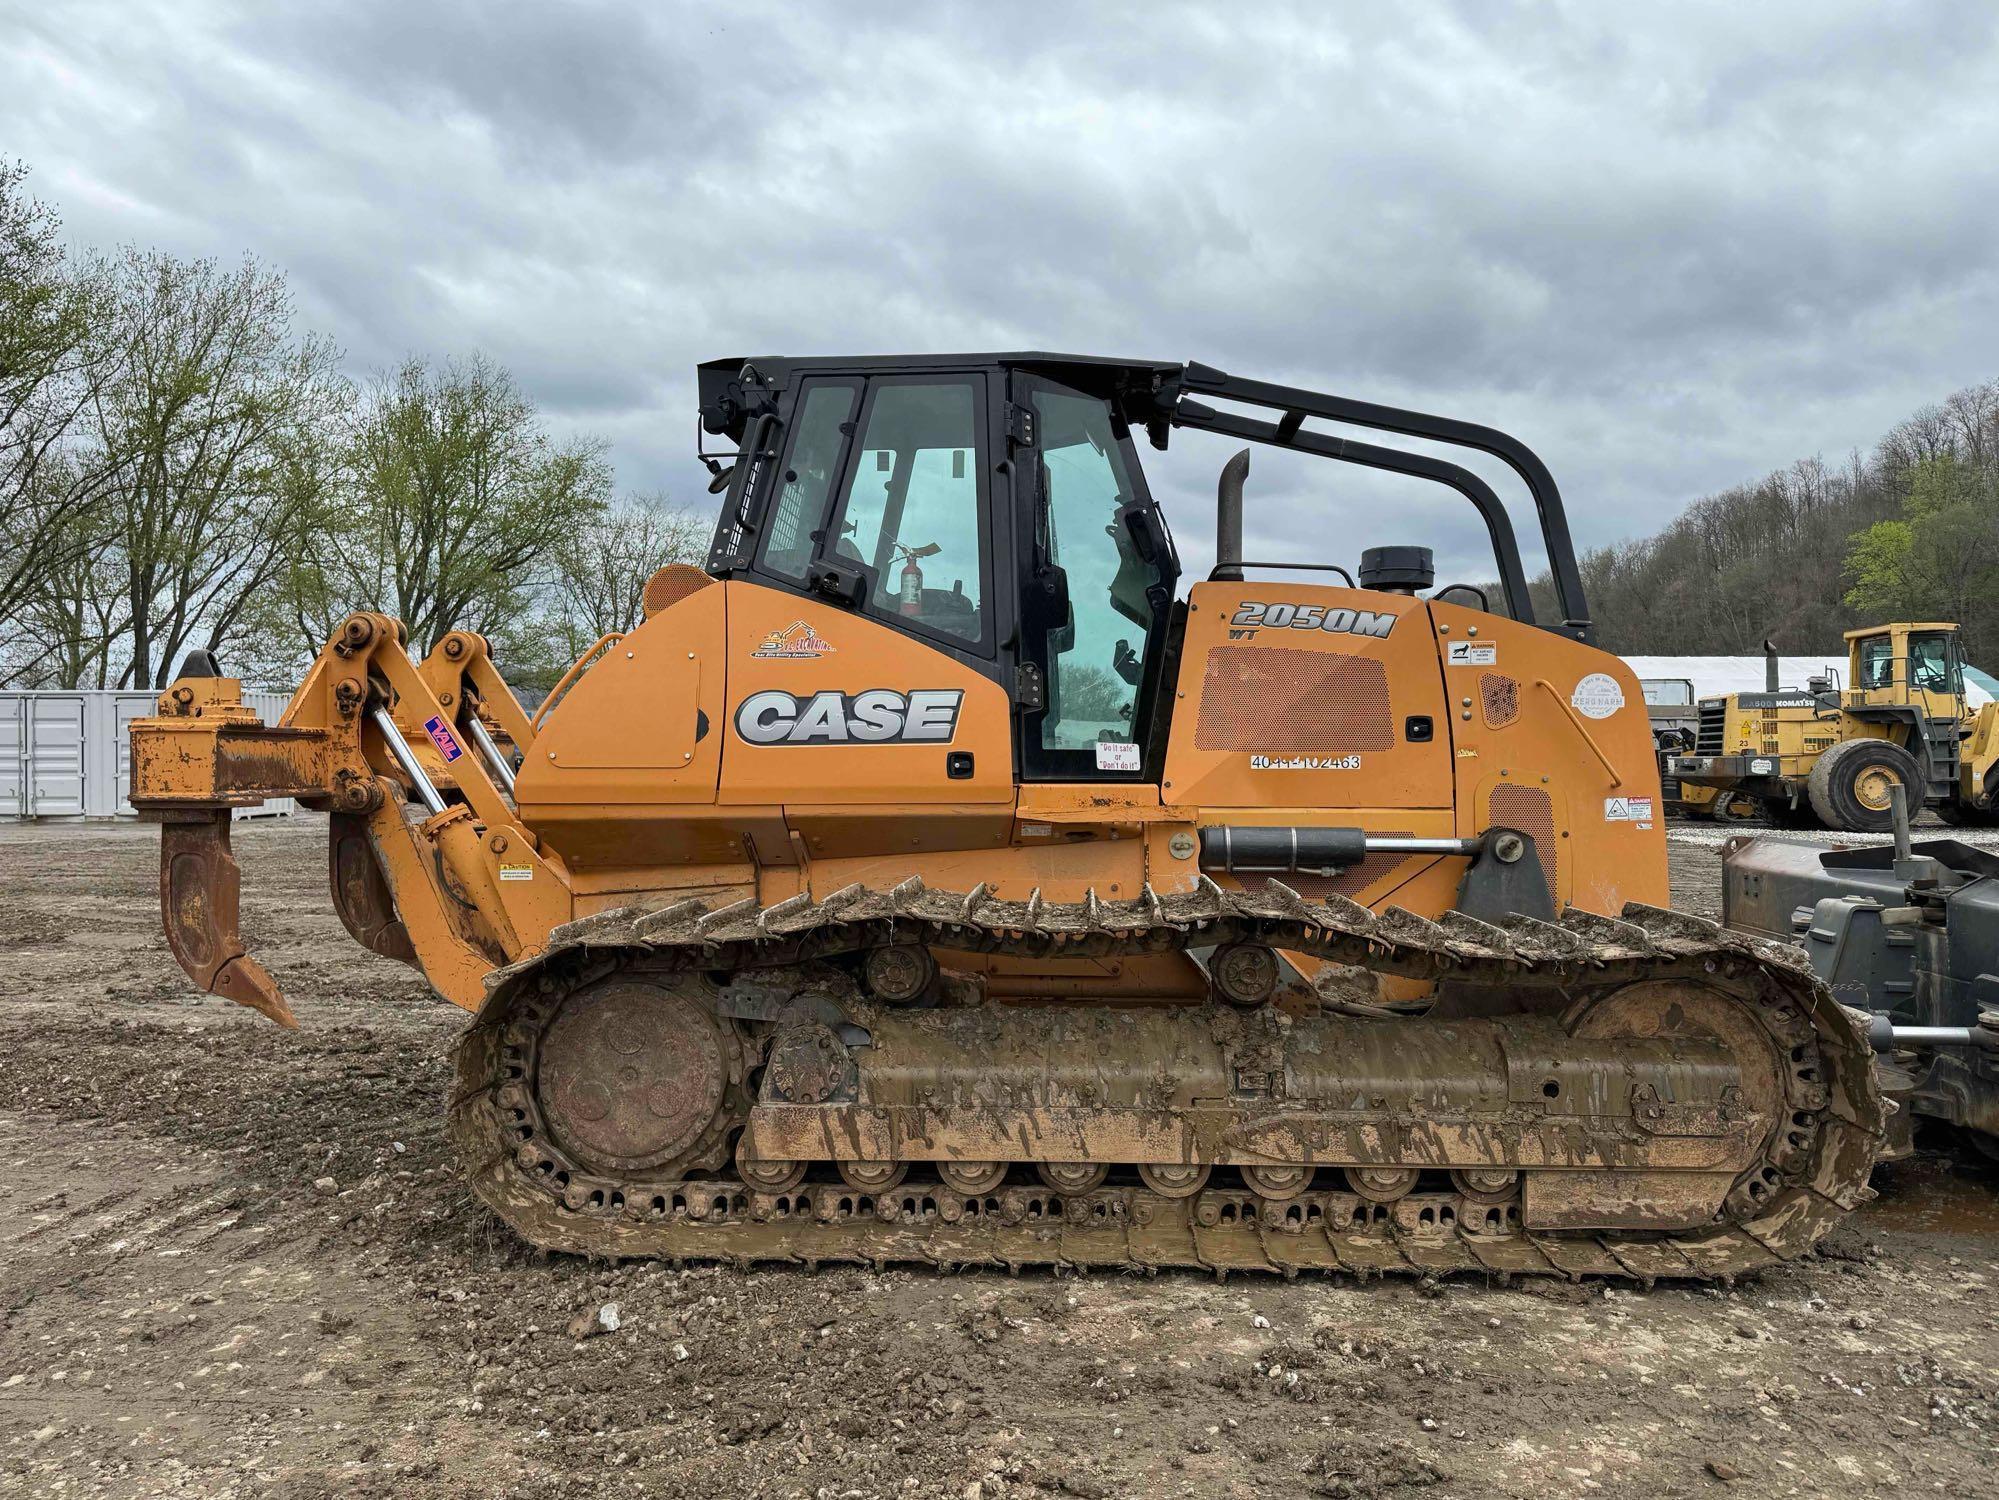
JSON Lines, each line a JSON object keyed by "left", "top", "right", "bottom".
{"left": 282, "top": 354, "right": 612, "bottom": 666}
{"left": 85, "top": 249, "right": 347, "bottom": 688}
{"left": 0, "top": 162, "right": 115, "bottom": 681}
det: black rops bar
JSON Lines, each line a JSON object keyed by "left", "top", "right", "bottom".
{"left": 1175, "top": 400, "right": 1536, "bottom": 627}
{"left": 1172, "top": 362, "right": 1592, "bottom": 641}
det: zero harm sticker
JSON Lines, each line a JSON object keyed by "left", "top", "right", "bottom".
{"left": 1250, "top": 753, "right": 1361, "bottom": 770}
{"left": 1094, "top": 741, "right": 1140, "bottom": 771}
{"left": 1604, "top": 796, "right": 1654, "bottom": 823}
{"left": 423, "top": 714, "right": 465, "bottom": 761}
{"left": 1446, "top": 641, "right": 1497, "bottom": 666}
{"left": 1569, "top": 673, "right": 1625, "bottom": 719}
{"left": 498, "top": 864, "right": 533, "bottom": 881}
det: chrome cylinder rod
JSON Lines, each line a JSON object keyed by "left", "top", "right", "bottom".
{"left": 464, "top": 713, "right": 518, "bottom": 798}
{"left": 369, "top": 705, "right": 448, "bottom": 816}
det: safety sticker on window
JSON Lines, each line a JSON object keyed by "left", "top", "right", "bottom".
{"left": 1095, "top": 741, "right": 1141, "bottom": 771}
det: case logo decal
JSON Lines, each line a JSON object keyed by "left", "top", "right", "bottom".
{"left": 751, "top": 620, "right": 836, "bottom": 659}
{"left": 1228, "top": 602, "right": 1396, "bottom": 639}
{"left": 735, "top": 689, "right": 962, "bottom": 745}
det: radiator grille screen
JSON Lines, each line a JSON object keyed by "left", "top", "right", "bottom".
{"left": 1195, "top": 646, "right": 1393, "bottom": 752}
{"left": 1479, "top": 672, "right": 1520, "bottom": 730}
{"left": 1488, "top": 783, "right": 1558, "bottom": 910}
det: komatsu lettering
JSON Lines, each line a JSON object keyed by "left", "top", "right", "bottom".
{"left": 735, "top": 688, "right": 963, "bottom": 745}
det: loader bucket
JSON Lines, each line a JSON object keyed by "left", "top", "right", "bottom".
{"left": 159, "top": 810, "right": 296, "bottom": 1028}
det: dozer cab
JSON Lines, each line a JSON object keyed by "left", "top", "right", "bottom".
{"left": 130, "top": 354, "right": 1882, "bottom": 1280}
{"left": 1668, "top": 624, "right": 1999, "bottom": 832}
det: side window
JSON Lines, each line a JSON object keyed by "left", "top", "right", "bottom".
{"left": 1911, "top": 633, "right": 1959, "bottom": 694}
{"left": 759, "top": 382, "right": 858, "bottom": 582}
{"left": 1858, "top": 636, "right": 1892, "bottom": 690}
{"left": 1030, "top": 388, "right": 1162, "bottom": 754}
{"left": 826, "top": 378, "right": 986, "bottom": 645}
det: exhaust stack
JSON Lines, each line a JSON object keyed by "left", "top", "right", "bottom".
{"left": 1212, "top": 448, "right": 1250, "bottom": 582}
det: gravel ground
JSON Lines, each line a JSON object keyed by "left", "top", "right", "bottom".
{"left": 1, "top": 817, "right": 1996, "bottom": 1499}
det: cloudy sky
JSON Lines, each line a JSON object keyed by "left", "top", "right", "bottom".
{"left": 8, "top": 1, "right": 1998, "bottom": 589}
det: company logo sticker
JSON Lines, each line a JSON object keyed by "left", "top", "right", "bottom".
{"left": 734, "top": 688, "right": 962, "bottom": 745}
{"left": 1569, "top": 673, "right": 1626, "bottom": 720}
{"left": 423, "top": 715, "right": 465, "bottom": 761}
{"left": 1446, "top": 641, "right": 1497, "bottom": 666}
{"left": 751, "top": 620, "right": 836, "bottom": 659}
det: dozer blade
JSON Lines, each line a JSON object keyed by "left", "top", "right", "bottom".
{"left": 159, "top": 810, "right": 295, "bottom": 1028}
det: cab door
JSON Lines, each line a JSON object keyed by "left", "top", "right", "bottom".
{"left": 1010, "top": 372, "right": 1179, "bottom": 783}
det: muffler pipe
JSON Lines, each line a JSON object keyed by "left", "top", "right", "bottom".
{"left": 1212, "top": 448, "right": 1250, "bottom": 582}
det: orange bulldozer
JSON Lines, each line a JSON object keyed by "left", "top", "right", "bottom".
{"left": 130, "top": 353, "right": 1882, "bottom": 1279}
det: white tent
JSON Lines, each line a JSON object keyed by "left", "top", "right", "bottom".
{"left": 1623, "top": 655, "right": 1994, "bottom": 711}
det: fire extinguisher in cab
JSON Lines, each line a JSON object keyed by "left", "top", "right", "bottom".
{"left": 894, "top": 542, "right": 941, "bottom": 616}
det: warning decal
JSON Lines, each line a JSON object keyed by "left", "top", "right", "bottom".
{"left": 1604, "top": 796, "right": 1655, "bottom": 824}
{"left": 1446, "top": 641, "right": 1497, "bottom": 666}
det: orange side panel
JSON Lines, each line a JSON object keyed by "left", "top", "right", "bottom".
{"left": 720, "top": 583, "right": 1014, "bottom": 808}
{"left": 1164, "top": 583, "right": 1450, "bottom": 810}
{"left": 1427, "top": 601, "right": 1667, "bottom": 916}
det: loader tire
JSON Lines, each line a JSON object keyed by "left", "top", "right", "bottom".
{"left": 1936, "top": 796, "right": 1999, "bottom": 828}
{"left": 1808, "top": 739, "right": 1922, "bottom": 833}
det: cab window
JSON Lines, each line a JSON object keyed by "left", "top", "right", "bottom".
{"left": 760, "top": 381, "right": 857, "bottom": 582}
{"left": 1858, "top": 635, "right": 1893, "bottom": 690}
{"left": 1029, "top": 386, "right": 1168, "bottom": 759}
{"left": 1910, "top": 632, "right": 1960, "bottom": 694}
{"left": 825, "top": 377, "right": 988, "bottom": 648}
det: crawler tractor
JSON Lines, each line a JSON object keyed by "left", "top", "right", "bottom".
{"left": 130, "top": 355, "right": 1883, "bottom": 1280}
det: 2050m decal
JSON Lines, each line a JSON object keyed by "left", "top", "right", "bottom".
{"left": 1228, "top": 602, "right": 1396, "bottom": 638}
{"left": 735, "top": 688, "right": 963, "bottom": 745}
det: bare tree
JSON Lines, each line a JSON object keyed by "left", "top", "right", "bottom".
{"left": 549, "top": 491, "right": 708, "bottom": 659}
{"left": 83, "top": 249, "right": 346, "bottom": 688}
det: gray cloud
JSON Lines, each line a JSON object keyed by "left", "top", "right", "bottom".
{"left": 8, "top": 0, "right": 1997, "bottom": 591}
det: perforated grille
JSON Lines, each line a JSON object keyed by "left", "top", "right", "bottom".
{"left": 1488, "top": 783, "right": 1557, "bottom": 909}
{"left": 1194, "top": 646, "right": 1392, "bottom": 752}
{"left": 1276, "top": 853, "right": 1422, "bottom": 903}
{"left": 643, "top": 564, "right": 715, "bottom": 618}
{"left": 1479, "top": 672, "right": 1520, "bottom": 730}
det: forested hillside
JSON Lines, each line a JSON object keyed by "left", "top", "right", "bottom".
{"left": 1573, "top": 380, "right": 1999, "bottom": 663}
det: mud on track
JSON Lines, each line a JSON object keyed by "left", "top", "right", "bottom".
{"left": 1, "top": 818, "right": 1995, "bottom": 1499}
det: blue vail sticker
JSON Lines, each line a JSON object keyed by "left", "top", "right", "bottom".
{"left": 423, "top": 714, "right": 465, "bottom": 762}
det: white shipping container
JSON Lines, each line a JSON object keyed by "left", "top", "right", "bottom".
{"left": 1, "top": 689, "right": 297, "bottom": 820}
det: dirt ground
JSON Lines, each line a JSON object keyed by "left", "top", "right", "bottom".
{"left": 2, "top": 819, "right": 1996, "bottom": 1499}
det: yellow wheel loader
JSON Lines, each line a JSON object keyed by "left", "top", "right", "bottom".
{"left": 129, "top": 354, "right": 1882, "bottom": 1281}
{"left": 1667, "top": 625, "right": 1999, "bottom": 833}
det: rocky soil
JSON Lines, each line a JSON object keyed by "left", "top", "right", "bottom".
{"left": 1, "top": 818, "right": 1995, "bottom": 1498}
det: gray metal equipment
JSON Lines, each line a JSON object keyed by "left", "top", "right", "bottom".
{"left": 1722, "top": 785, "right": 1999, "bottom": 1158}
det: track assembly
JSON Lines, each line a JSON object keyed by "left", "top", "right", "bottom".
{"left": 450, "top": 879, "right": 1886, "bottom": 1283}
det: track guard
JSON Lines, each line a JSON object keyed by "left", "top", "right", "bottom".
{"left": 159, "top": 810, "right": 296, "bottom": 1028}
